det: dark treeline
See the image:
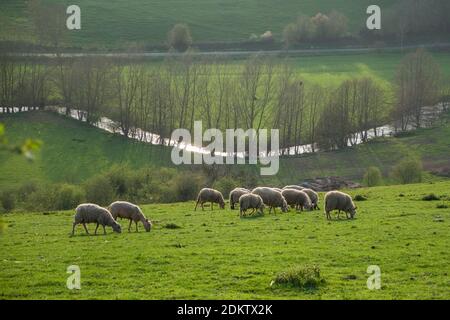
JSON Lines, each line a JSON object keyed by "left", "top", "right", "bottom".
{"left": 0, "top": 49, "right": 446, "bottom": 153}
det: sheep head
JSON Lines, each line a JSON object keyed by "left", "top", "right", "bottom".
{"left": 143, "top": 219, "right": 152, "bottom": 232}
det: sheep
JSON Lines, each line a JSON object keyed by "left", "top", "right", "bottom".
{"left": 251, "top": 187, "right": 289, "bottom": 213}
{"left": 283, "top": 185, "right": 304, "bottom": 191}
{"left": 194, "top": 188, "right": 225, "bottom": 211}
{"left": 108, "top": 201, "right": 152, "bottom": 232}
{"left": 271, "top": 187, "right": 283, "bottom": 193}
{"left": 72, "top": 203, "right": 122, "bottom": 236}
{"left": 324, "top": 191, "right": 357, "bottom": 220}
{"left": 239, "top": 193, "right": 265, "bottom": 217}
{"left": 281, "top": 189, "right": 312, "bottom": 211}
{"left": 302, "top": 188, "right": 320, "bottom": 210}
{"left": 229, "top": 188, "right": 250, "bottom": 210}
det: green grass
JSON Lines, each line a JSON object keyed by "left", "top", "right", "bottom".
{"left": 0, "top": 111, "right": 173, "bottom": 188}
{"left": 1, "top": 109, "right": 450, "bottom": 189}
{"left": 0, "top": 181, "right": 449, "bottom": 299}
{"left": 290, "top": 52, "right": 450, "bottom": 84}
{"left": 1, "top": 0, "right": 399, "bottom": 47}
{"left": 272, "top": 122, "right": 450, "bottom": 185}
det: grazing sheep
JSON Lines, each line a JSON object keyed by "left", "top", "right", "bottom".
{"left": 302, "top": 188, "right": 320, "bottom": 210}
{"left": 239, "top": 193, "right": 265, "bottom": 217}
{"left": 271, "top": 187, "right": 283, "bottom": 193}
{"left": 324, "top": 191, "right": 357, "bottom": 220}
{"left": 195, "top": 188, "right": 225, "bottom": 211}
{"left": 109, "top": 201, "right": 152, "bottom": 232}
{"left": 252, "top": 187, "right": 289, "bottom": 213}
{"left": 281, "top": 189, "right": 312, "bottom": 211}
{"left": 229, "top": 188, "right": 250, "bottom": 210}
{"left": 283, "top": 185, "right": 304, "bottom": 191}
{"left": 72, "top": 203, "right": 122, "bottom": 236}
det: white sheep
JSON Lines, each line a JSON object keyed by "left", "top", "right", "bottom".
{"left": 324, "top": 191, "right": 357, "bottom": 220}
{"left": 194, "top": 188, "right": 225, "bottom": 211}
{"left": 108, "top": 201, "right": 152, "bottom": 232}
{"left": 252, "top": 187, "right": 289, "bottom": 213}
{"left": 229, "top": 188, "right": 250, "bottom": 210}
{"left": 283, "top": 185, "right": 304, "bottom": 191}
{"left": 239, "top": 193, "right": 265, "bottom": 217}
{"left": 72, "top": 203, "right": 122, "bottom": 236}
{"left": 281, "top": 189, "right": 312, "bottom": 211}
{"left": 302, "top": 188, "right": 320, "bottom": 210}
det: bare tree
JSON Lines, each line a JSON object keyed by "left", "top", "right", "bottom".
{"left": 394, "top": 49, "right": 442, "bottom": 130}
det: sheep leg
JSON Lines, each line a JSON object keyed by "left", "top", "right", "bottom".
{"left": 201, "top": 202, "right": 205, "bottom": 211}
{"left": 71, "top": 222, "right": 77, "bottom": 236}
{"left": 95, "top": 223, "right": 99, "bottom": 235}
{"left": 194, "top": 200, "right": 199, "bottom": 211}
{"left": 128, "top": 219, "right": 133, "bottom": 232}
{"left": 211, "top": 202, "right": 213, "bottom": 210}
{"left": 103, "top": 225, "right": 106, "bottom": 235}
{"left": 135, "top": 221, "right": 139, "bottom": 232}
{"left": 82, "top": 223, "right": 89, "bottom": 235}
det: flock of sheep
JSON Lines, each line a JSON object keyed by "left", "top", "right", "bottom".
{"left": 71, "top": 185, "right": 357, "bottom": 236}
{"left": 196, "top": 186, "right": 357, "bottom": 220}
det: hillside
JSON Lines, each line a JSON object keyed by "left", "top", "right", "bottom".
{"left": 1, "top": 110, "right": 449, "bottom": 189}
{"left": 1, "top": 0, "right": 399, "bottom": 48}
{"left": 1, "top": 181, "right": 449, "bottom": 299}
{"left": 0, "top": 111, "right": 173, "bottom": 188}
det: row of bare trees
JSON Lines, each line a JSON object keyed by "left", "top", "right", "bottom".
{"left": 1, "top": 50, "right": 445, "bottom": 153}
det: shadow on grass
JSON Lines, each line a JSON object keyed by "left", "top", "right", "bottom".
{"left": 240, "top": 212, "right": 265, "bottom": 220}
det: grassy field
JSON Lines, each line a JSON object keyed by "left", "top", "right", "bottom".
{"left": 1, "top": 110, "right": 450, "bottom": 189}
{"left": 290, "top": 52, "right": 450, "bottom": 84}
{"left": 1, "top": 0, "right": 399, "bottom": 47}
{"left": 0, "top": 111, "right": 173, "bottom": 189}
{"left": 0, "top": 181, "right": 449, "bottom": 299}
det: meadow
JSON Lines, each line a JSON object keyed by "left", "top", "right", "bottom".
{"left": 0, "top": 181, "right": 449, "bottom": 299}
{"left": 1, "top": 108, "right": 450, "bottom": 190}
{"left": 1, "top": 0, "right": 399, "bottom": 47}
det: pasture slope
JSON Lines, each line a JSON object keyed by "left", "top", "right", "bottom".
{"left": 1, "top": 110, "right": 450, "bottom": 189}
{"left": 1, "top": 0, "right": 398, "bottom": 47}
{"left": 0, "top": 181, "right": 449, "bottom": 299}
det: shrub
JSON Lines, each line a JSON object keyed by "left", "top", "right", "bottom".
{"left": 213, "top": 177, "right": 236, "bottom": 199}
{"left": 391, "top": 159, "right": 423, "bottom": 184}
{"left": 271, "top": 265, "right": 324, "bottom": 290}
{"left": 363, "top": 166, "right": 383, "bottom": 187}
{"left": 106, "top": 165, "right": 133, "bottom": 197}
{"left": 84, "top": 175, "right": 114, "bottom": 206}
{"left": 25, "top": 185, "right": 54, "bottom": 211}
{"left": 260, "top": 31, "right": 274, "bottom": 43}
{"left": 164, "top": 223, "right": 181, "bottom": 229}
{"left": 283, "top": 14, "right": 316, "bottom": 47}
{"left": 54, "top": 184, "right": 85, "bottom": 210}
{"left": 172, "top": 172, "right": 203, "bottom": 202}
{"left": 354, "top": 195, "right": 368, "bottom": 201}
{"left": 17, "top": 181, "right": 39, "bottom": 202}
{"left": 0, "top": 190, "right": 16, "bottom": 212}
{"left": 422, "top": 193, "right": 440, "bottom": 201}
{"left": 168, "top": 24, "right": 192, "bottom": 52}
